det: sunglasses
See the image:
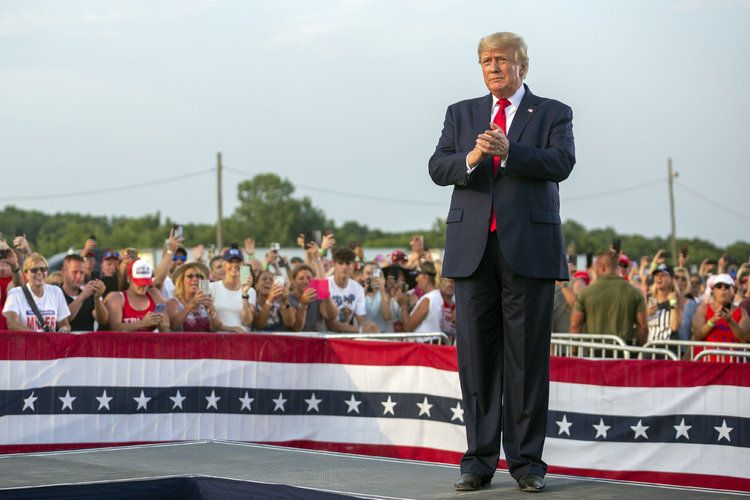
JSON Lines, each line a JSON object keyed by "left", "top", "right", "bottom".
{"left": 690, "top": 280, "right": 701, "bottom": 286}
{"left": 121, "top": 248, "right": 141, "bottom": 260}
{"left": 415, "top": 268, "right": 436, "bottom": 276}
{"left": 173, "top": 255, "right": 187, "bottom": 262}
{"left": 27, "top": 266, "right": 48, "bottom": 274}
{"left": 619, "top": 262, "right": 629, "bottom": 268}
{"left": 184, "top": 273, "right": 204, "bottom": 280}
{"left": 713, "top": 283, "right": 732, "bottom": 290}
{"left": 103, "top": 251, "right": 119, "bottom": 259}
{"left": 674, "top": 275, "right": 687, "bottom": 281}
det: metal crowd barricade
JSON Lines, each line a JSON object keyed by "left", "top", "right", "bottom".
{"left": 693, "top": 349, "right": 750, "bottom": 362}
{"left": 551, "top": 333, "right": 629, "bottom": 359}
{"left": 643, "top": 340, "right": 750, "bottom": 363}
{"left": 288, "top": 331, "right": 452, "bottom": 345}
{"left": 551, "top": 338, "right": 677, "bottom": 360}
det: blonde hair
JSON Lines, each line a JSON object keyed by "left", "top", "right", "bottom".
{"left": 478, "top": 32, "right": 529, "bottom": 69}
{"left": 23, "top": 253, "right": 48, "bottom": 273}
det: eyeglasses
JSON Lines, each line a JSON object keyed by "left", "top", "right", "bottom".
{"left": 103, "top": 251, "right": 119, "bottom": 259}
{"left": 121, "top": 248, "right": 141, "bottom": 260}
{"left": 27, "top": 266, "right": 48, "bottom": 274}
{"left": 173, "top": 255, "right": 187, "bottom": 262}
{"left": 713, "top": 283, "right": 732, "bottom": 290}
{"left": 184, "top": 273, "right": 204, "bottom": 280}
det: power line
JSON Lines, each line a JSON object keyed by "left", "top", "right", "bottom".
{"left": 0, "top": 169, "right": 213, "bottom": 201}
{"left": 563, "top": 178, "right": 663, "bottom": 202}
{"left": 223, "top": 166, "right": 447, "bottom": 207}
{"left": 675, "top": 180, "right": 750, "bottom": 222}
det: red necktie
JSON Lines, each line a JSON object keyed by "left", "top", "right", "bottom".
{"left": 489, "top": 98, "right": 511, "bottom": 232}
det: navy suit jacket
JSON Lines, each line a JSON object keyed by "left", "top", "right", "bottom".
{"left": 429, "top": 84, "right": 575, "bottom": 281}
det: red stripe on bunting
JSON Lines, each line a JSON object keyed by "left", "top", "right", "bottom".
{"left": 550, "top": 356, "right": 750, "bottom": 388}
{"left": 0, "top": 331, "right": 459, "bottom": 370}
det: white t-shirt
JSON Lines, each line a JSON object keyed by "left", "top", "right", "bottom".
{"left": 328, "top": 276, "right": 366, "bottom": 326}
{"left": 162, "top": 276, "right": 175, "bottom": 301}
{"left": 209, "top": 281, "right": 254, "bottom": 330}
{"left": 413, "top": 289, "right": 443, "bottom": 334}
{"left": 3, "top": 284, "right": 71, "bottom": 332}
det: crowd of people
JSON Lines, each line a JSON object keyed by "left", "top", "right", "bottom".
{"left": 0, "top": 231, "right": 456, "bottom": 340}
{"left": 1, "top": 231, "right": 748, "bottom": 356}
{"left": 558, "top": 247, "right": 750, "bottom": 354}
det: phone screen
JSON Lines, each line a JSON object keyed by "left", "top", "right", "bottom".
{"left": 240, "top": 265, "right": 251, "bottom": 285}
{"left": 173, "top": 225, "right": 184, "bottom": 239}
{"left": 154, "top": 303, "right": 166, "bottom": 314}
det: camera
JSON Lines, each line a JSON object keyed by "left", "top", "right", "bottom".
{"left": 270, "top": 243, "right": 280, "bottom": 253}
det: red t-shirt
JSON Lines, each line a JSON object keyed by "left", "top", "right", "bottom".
{"left": 120, "top": 290, "right": 156, "bottom": 332}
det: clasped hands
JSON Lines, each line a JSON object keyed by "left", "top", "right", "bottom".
{"left": 468, "top": 122, "right": 509, "bottom": 167}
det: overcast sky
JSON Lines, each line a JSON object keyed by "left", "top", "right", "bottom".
{"left": 1, "top": 0, "right": 749, "bottom": 247}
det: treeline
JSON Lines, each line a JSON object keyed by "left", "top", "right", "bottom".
{"left": 1, "top": 173, "right": 748, "bottom": 267}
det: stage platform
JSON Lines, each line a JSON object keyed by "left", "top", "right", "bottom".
{"left": 0, "top": 441, "right": 745, "bottom": 499}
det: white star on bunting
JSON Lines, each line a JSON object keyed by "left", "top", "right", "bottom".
{"left": 593, "top": 418, "right": 610, "bottom": 439}
{"left": 23, "top": 392, "right": 38, "bottom": 411}
{"left": 59, "top": 390, "right": 76, "bottom": 411}
{"left": 556, "top": 415, "right": 573, "bottom": 436}
{"left": 631, "top": 419, "right": 649, "bottom": 440}
{"left": 674, "top": 418, "right": 691, "bottom": 440}
{"left": 381, "top": 396, "right": 397, "bottom": 415}
{"left": 714, "top": 419, "right": 733, "bottom": 442}
{"left": 205, "top": 390, "right": 221, "bottom": 410}
{"left": 96, "top": 390, "right": 113, "bottom": 411}
{"left": 239, "top": 392, "right": 254, "bottom": 412}
{"left": 450, "top": 402, "right": 464, "bottom": 422}
{"left": 170, "top": 390, "right": 186, "bottom": 410}
{"left": 272, "top": 392, "right": 287, "bottom": 412}
{"left": 416, "top": 397, "right": 433, "bottom": 417}
{"left": 345, "top": 394, "right": 362, "bottom": 414}
{"left": 133, "top": 390, "right": 151, "bottom": 411}
{"left": 305, "top": 393, "right": 322, "bottom": 412}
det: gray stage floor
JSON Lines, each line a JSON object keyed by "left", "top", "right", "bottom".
{"left": 0, "top": 440, "right": 745, "bottom": 499}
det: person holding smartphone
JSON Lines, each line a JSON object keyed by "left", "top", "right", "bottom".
{"left": 362, "top": 262, "right": 400, "bottom": 332}
{"left": 166, "top": 262, "right": 222, "bottom": 332}
{"left": 106, "top": 259, "right": 169, "bottom": 332}
{"left": 253, "top": 271, "right": 295, "bottom": 331}
{"left": 209, "top": 247, "right": 254, "bottom": 332}
{"left": 691, "top": 274, "right": 750, "bottom": 360}
{"left": 287, "top": 264, "right": 337, "bottom": 332}
{"left": 646, "top": 263, "right": 683, "bottom": 342}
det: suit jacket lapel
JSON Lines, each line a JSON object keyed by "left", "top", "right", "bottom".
{"left": 507, "top": 84, "right": 539, "bottom": 142}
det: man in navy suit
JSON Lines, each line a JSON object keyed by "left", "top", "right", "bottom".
{"left": 429, "top": 32, "right": 575, "bottom": 493}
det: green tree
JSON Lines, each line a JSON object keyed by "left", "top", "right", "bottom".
{"left": 229, "top": 173, "right": 326, "bottom": 246}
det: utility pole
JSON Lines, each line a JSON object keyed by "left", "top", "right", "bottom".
{"left": 217, "top": 152, "right": 223, "bottom": 250}
{"left": 668, "top": 158, "right": 678, "bottom": 266}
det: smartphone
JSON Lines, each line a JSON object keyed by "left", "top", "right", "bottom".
{"left": 0, "top": 249, "right": 6, "bottom": 260}
{"left": 680, "top": 245, "right": 687, "bottom": 257}
{"left": 309, "top": 278, "right": 330, "bottom": 299}
{"left": 612, "top": 238, "right": 621, "bottom": 254}
{"left": 371, "top": 268, "right": 382, "bottom": 279}
{"left": 199, "top": 279, "right": 210, "bottom": 295}
{"left": 15, "top": 229, "right": 24, "bottom": 237}
{"left": 91, "top": 271, "right": 101, "bottom": 280}
{"left": 274, "top": 275, "right": 286, "bottom": 287}
{"left": 312, "top": 230, "right": 322, "bottom": 246}
{"left": 154, "top": 303, "right": 166, "bottom": 314}
{"left": 240, "top": 265, "right": 251, "bottom": 285}
{"left": 270, "top": 243, "right": 280, "bottom": 253}
{"left": 567, "top": 255, "right": 577, "bottom": 265}
{"left": 90, "top": 234, "right": 97, "bottom": 241}
{"left": 173, "top": 225, "right": 184, "bottom": 239}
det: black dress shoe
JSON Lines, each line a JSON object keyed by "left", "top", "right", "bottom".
{"left": 518, "top": 473, "right": 545, "bottom": 492}
{"left": 454, "top": 472, "right": 490, "bottom": 491}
